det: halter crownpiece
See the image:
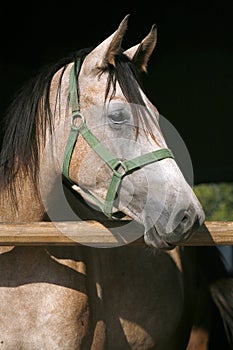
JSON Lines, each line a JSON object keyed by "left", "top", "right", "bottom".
{"left": 62, "top": 58, "right": 174, "bottom": 218}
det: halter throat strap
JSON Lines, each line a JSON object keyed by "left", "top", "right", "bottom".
{"left": 62, "top": 59, "right": 174, "bottom": 218}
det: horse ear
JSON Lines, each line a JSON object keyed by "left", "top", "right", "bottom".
{"left": 103, "top": 14, "right": 129, "bottom": 67}
{"left": 83, "top": 15, "right": 129, "bottom": 72}
{"left": 124, "top": 25, "right": 157, "bottom": 72}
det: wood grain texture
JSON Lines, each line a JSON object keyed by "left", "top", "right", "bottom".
{"left": 0, "top": 221, "right": 232, "bottom": 246}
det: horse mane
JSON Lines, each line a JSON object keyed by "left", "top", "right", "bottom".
{"left": 0, "top": 47, "right": 153, "bottom": 199}
{"left": 0, "top": 48, "right": 90, "bottom": 195}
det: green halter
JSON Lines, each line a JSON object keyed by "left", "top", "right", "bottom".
{"left": 62, "top": 58, "right": 174, "bottom": 218}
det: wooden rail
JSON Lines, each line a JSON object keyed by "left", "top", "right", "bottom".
{"left": 0, "top": 221, "right": 232, "bottom": 246}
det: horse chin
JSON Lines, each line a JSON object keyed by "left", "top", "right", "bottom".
{"left": 144, "top": 217, "right": 200, "bottom": 250}
{"left": 144, "top": 226, "right": 175, "bottom": 250}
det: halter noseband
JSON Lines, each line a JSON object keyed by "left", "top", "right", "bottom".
{"left": 62, "top": 58, "right": 174, "bottom": 218}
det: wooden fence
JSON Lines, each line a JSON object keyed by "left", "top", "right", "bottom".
{"left": 0, "top": 221, "right": 232, "bottom": 246}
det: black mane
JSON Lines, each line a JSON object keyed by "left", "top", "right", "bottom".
{"left": 0, "top": 48, "right": 151, "bottom": 196}
{"left": 0, "top": 48, "right": 91, "bottom": 192}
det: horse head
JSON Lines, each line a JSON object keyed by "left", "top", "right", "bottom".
{"left": 46, "top": 15, "right": 205, "bottom": 249}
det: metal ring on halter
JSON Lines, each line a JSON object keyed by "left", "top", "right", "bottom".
{"left": 112, "top": 160, "right": 127, "bottom": 178}
{"left": 71, "top": 112, "right": 85, "bottom": 130}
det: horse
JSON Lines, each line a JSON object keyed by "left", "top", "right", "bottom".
{"left": 0, "top": 15, "right": 232, "bottom": 349}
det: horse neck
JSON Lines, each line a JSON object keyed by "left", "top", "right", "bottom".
{"left": 0, "top": 65, "right": 72, "bottom": 223}
{"left": 0, "top": 171, "right": 45, "bottom": 222}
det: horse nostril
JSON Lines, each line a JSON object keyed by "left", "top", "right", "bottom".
{"left": 181, "top": 213, "right": 189, "bottom": 224}
{"left": 168, "top": 210, "right": 193, "bottom": 240}
{"left": 173, "top": 210, "right": 191, "bottom": 233}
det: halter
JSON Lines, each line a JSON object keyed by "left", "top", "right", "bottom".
{"left": 62, "top": 58, "right": 174, "bottom": 218}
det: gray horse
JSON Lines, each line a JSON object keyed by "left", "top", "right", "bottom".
{"left": 0, "top": 15, "right": 232, "bottom": 349}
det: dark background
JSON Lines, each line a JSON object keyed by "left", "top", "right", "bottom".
{"left": 1, "top": 0, "right": 232, "bottom": 184}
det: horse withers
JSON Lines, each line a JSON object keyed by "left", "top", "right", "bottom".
{"left": 0, "top": 15, "right": 232, "bottom": 350}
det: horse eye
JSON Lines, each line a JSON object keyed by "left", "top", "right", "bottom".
{"left": 108, "top": 111, "right": 128, "bottom": 124}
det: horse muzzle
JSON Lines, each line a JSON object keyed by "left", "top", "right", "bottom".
{"left": 144, "top": 206, "right": 205, "bottom": 249}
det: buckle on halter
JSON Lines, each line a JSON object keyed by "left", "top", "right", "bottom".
{"left": 113, "top": 160, "right": 127, "bottom": 178}
{"left": 71, "top": 112, "right": 85, "bottom": 130}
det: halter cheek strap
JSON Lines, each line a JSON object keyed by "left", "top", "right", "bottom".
{"left": 62, "top": 59, "right": 174, "bottom": 218}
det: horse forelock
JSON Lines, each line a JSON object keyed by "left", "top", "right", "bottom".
{"left": 98, "top": 52, "right": 157, "bottom": 140}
